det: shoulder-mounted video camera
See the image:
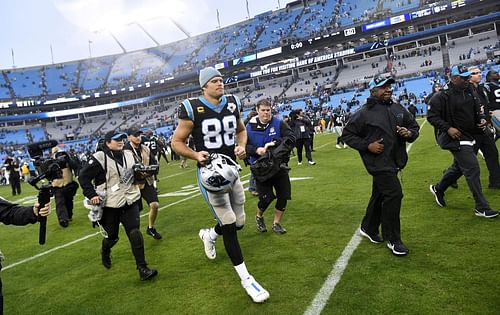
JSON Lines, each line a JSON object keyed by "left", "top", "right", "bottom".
{"left": 27, "top": 140, "right": 67, "bottom": 183}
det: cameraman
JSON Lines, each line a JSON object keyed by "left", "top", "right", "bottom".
{"left": 0, "top": 197, "right": 51, "bottom": 314}
{"left": 124, "top": 126, "right": 162, "bottom": 240}
{"left": 78, "top": 130, "right": 158, "bottom": 281}
{"left": 51, "top": 147, "right": 79, "bottom": 228}
{"left": 4, "top": 157, "right": 21, "bottom": 196}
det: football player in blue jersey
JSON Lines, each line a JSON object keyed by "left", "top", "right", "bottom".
{"left": 171, "top": 67, "right": 269, "bottom": 303}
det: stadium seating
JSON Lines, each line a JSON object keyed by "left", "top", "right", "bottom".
{"left": 255, "top": 9, "right": 302, "bottom": 50}
{"left": 382, "top": 0, "right": 419, "bottom": 13}
{"left": 391, "top": 45, "right": 443, "bottom": 76}
{"left": 0, "top": 0, "right": 498, "bottom": 152}
{"left": 336, "top": 55, "right": 387, "bottom": 88}
{"left": 448, "top": 31, "right": 498, "bottom": 65}
{"left": 292, "top": 0, "right": 337, "bottom": 40}
{"left": 79, "top": 57, "right": 114, "bottom": 91}
{"left": 338, "top": 0, "right": 377, "bottom": 27}
{"left": 0, "top": 73, "right": 11, "bottom": 99}
{"left": 6, "top": 68, "right": 43, "bottom": 98}
{"left": 44, "top": 63, "right": 78, "bottom": 96}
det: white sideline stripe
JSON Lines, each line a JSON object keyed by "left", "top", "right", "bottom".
{"left": 2, "top": 233, "right": 99, "bottom": 271}
{"left": 2, "top": 194, "right": 201, "bottom": 271}
{"left": 304, "top": 120, "right": 426, "bottom": 315}
{"left": 303, "top": 232, "right": 362, "bottom": 315}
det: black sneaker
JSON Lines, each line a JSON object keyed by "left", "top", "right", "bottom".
{"left": 429, "top": 184, "right": 446, "bottom": 207}
{"left": 101, "top": 250, "right": 112, "bottom": 269}
{"left": 255, "top": 216, "right": 267, "bottom": 233}
{"left": 146, "top": 227, "right": 162, "bottom": 240}
{"left": 59, "top": 220, "right": 69, "bottom": 228}
{"left": 138, "top": 265, "right": 158, "bottom": 281}
{"left": 359, "top": 228, "right": 383, "bottom": 244}
{"left": 272, "top": 223, "right": 287, "bottom": 234}
{"left": 474, "top": 208, "right": 499, "bottom": 218}
{"left": 387, "top": 240, "right": 409, "bottom": 256}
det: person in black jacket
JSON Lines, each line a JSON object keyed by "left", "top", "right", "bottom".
{"left": 50, "top": 147, "right": 79, "bottom": 228}
{"left": 246, "top": 99, "right": 296, "bottom": 234}
{"left": 427, "top": 65, "right": 499, "bottom": 219}
{"left": 289, "top": 108, "right": 316, "bottom": 165}
{"left": 4, "top": 157, "right": 21, "bottom": 196}
{"left": 0, "top": 198, "right": 51, "bottom": 314}
{"left": 468, "top": 65, "right": 500, "bottom": 188}
{"left": 343, "top": 75, "right": 420, "bottom": 256}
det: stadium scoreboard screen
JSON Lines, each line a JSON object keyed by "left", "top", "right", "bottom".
{"left": 282, "top": 29, "right": 362, "bottom": 54}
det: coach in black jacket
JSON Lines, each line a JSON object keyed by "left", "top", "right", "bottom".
{"left": 343, "top": 75, "right": 419, "bottom": 256}
{"left": 0, "top": 198, "right": 51, "bottom": 314}
{"left": 427, "top": 65, "right": 498, "bottom": 219}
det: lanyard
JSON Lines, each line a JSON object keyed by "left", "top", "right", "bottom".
{"left": 109, "top": 151, "right": 127, "bottom": 178}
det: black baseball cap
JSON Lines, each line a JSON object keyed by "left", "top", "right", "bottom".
{"left": 369, "top": 75, "right": 396, "bottom": 89}
{"left": 126, "top": 126, "right": 143, "bottom": 136}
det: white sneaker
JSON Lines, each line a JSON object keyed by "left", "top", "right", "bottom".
{"left": 336, "top": 144, "right": 342, "bottom": 149}
{"left": 198, "top": 229, "right": 216, "bottom": 260}
{"left": 308, "top": 161, "right": 316, "bottom": 165}
{"left": 242, "top": 276, "right": 270, "bottom": 303}
{"left": 297, "top": 162, "right": 302, "bottom": 165}
{"left": 343, "top": 144, "right": 348, "bottom": 149}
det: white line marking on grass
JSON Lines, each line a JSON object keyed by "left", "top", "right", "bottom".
{"left": 304, "top": 120, "right": 426, "bottom": 315}
{"left": 2, "top": 233, "right": 99, "bottom": 271}
{"left": 303, "top": 232, "right": 362, "bottom": 315}
{"left": 2, "top": 194, "right": 202, "bottom": 271}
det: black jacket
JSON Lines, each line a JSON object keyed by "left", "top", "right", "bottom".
{"left": 0, "top": 198, "right": 38, "bottom": 225}
{"left": 427, "top": 83, "right": 486, "bottom": 141}
{"left": 289, "top": 116, "right": 312, "bottom": 139}
{"left": 343, "top": 97, "right": 420, "bottom": 175}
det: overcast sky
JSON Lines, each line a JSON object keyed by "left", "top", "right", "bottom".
{"left": 1, "top": 0, "right": 294, "bottom": 70}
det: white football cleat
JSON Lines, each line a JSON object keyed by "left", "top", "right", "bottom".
{"left": 198, "top": 229, "right": 216, "bottom": 260}
{"left": 242, "top": 276, "right": 270, "bottom": 303}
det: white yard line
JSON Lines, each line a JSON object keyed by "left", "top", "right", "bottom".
{"left": 2, "top": 194, "right": 201, "bottom": 271}
{"left": 303, "top": 120, "right": 426, "bottom": 315}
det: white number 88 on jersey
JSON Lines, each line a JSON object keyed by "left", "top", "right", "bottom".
{"left": 201, "top": 116, "right": 237, "bottom": 149}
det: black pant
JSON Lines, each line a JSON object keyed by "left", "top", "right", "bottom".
{"left": 437, "top": 145, "right": 490, "bottom": 210}
{"left": 361, "top": 172, "right": 403, "bottom": 242}
{"left": 101, "top": 201, "right": 147, "bottom": 267}
{"left": 53, "top": 187, "right": 75, "bottom": 222}
{"left": 474, "top": 133, "right": 500, "bottom": 187}
{"left": 296, "top": 138, "right": 312, "bottom": 163}
{"left": 9, "top": 176, "right": 20, "bottom": 196}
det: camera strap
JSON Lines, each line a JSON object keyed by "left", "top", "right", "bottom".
{"left": 130, "top": 145, "right": 143, "bottom": 163}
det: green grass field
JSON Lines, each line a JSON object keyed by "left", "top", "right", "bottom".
{"left": 1, "top": 119, "right": 499, "bottom": 314}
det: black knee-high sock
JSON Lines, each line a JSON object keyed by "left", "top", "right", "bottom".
{"left": 220, "top": 223, "right": 244, "bottom": 266}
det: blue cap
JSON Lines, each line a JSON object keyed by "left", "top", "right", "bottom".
{"left": 105, "top": 130, "right": 127, "bottom": 141}
{"left": 450, "top": 64, "right": 470, "bottom": 77}
{"left": 368, "top": 75, "right": 396, "bottom": 89}
{"left": 199, "top": 67, "right": 222, "bottom": 88}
